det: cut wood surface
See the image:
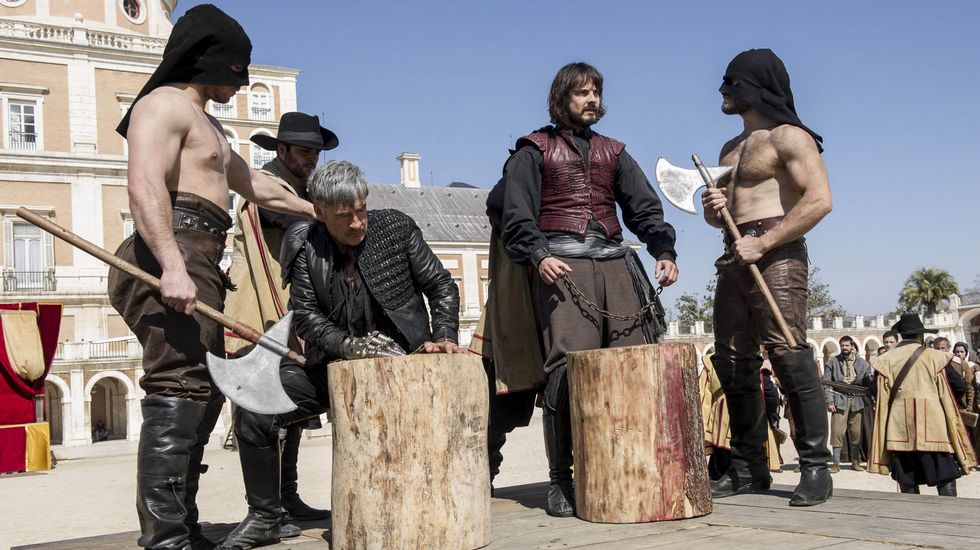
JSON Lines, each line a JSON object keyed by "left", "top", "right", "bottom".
{"left": 567, "top": 343, "right": 712, "bottom": 523}
{"left": 327, "top": 353, "right": 491, "bottom": 550}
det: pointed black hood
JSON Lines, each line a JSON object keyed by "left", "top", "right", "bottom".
{"left": 720, "top": 48, "right": 823, "bottom": 153}
{"left": 117, "top": 4, "right": 252, "bottom": 137}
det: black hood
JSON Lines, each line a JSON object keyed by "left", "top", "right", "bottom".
{"left": 720, "top": 48, "right": 823, "bottom": 153}
{"left": 117, "top": 4, "right": 252, "bottom": 137}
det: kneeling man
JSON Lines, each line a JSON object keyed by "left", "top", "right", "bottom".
{"left": 220, "top": 160, "right": 460, "bottom": 549}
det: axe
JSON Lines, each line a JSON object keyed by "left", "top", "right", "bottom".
{"left": 654, "top": 156, "right": 798, "bottom": 348}
{"left": 16, "top": 207, "right": 299, "bottom": 415}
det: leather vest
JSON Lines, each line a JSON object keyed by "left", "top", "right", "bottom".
{"left": 520, "top": 127, "right": 625, "bottom": 237}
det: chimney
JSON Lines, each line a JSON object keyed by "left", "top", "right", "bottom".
{"left": 397, "top": 152, "right": 422, "bottom": 188}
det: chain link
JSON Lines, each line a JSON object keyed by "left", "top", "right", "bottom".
{"left": 561, "top": 275, "right": 664, "bottom": 322}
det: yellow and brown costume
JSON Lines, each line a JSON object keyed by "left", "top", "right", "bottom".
{"left": 868, "top": 343, "right": 977, "bottom": 476}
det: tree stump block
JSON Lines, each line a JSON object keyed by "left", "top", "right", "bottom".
{"left": 567, "top": 342, "right": 712, "bottom": 523}
{"left": 328, "top": 354, "right": 492, "bottom": 550}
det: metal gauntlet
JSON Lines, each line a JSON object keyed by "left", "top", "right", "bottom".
{"left": 340, "top": 331, "right": 407, "bottom": 359}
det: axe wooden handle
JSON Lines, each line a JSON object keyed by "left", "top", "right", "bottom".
{"left": 691, "top": 155, "right": 798, "bottom": 349}
{"left": 16, "top": 207, "right": 307, "bottom": 366}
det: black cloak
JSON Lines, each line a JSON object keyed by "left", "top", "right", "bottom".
{"left": 116, "top": 4, "right": 252, "bottom": 137}
{"left": 720, "top": 48, "right": 824, "bottom": 153}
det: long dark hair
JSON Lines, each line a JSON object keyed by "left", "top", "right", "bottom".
{"left": 548, "top": 62, "right": 607, "bottom": 127}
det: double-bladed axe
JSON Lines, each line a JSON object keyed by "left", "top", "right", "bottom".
{"left": 16, "top": 207, "right": 299, "bottom": 415}
{"left": 654, "top": 156, "right": 798, "bottom": 348}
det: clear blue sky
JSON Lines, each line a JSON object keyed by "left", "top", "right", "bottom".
{"left": 177, "top": 1, "right": 980, "bottom": 315}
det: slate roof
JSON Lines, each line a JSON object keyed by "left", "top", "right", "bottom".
{"left": 368, "top": 183, "right": 492, "bottom": 243}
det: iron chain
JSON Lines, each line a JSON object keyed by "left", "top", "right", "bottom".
{"left": 561, "top": 275, "right": 664, "bottom": 322}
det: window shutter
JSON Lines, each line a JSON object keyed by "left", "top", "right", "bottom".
{"left": 43, "top": 224, "right": 54, "bottom": 269}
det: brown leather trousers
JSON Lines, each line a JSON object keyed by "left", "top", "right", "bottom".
{"left": 713, "top": 239, "right": 809, "bottom": 361}
{"left": 108, "top": 193, "right": 232, "bottom": 402}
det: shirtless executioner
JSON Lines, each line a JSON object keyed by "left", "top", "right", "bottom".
{"left": 700, "top": 48, "right": 834, "bottom": 507}
{"left": 107, "top": 5, "right": 314, "bottom": 549}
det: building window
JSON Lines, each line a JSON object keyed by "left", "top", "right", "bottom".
{"left": 250, "top": 139, "right": 275, "bottom": 168}
{"left": 2, "top": 218, "right": 55, "bottom": 292}
{"left": 120, "top": 0, "right": 146, "bottom": 24}
{"left": 6, "top": 99, "right": 41, "bottom": 151}
{"left": 210, "top": 100, "right": 236, "bottom": 119}
{"left": 118, "top": 101, "right": 133, "bottom": 155}
{"left": 121, "top": 212, "right": 135, "bottom": 239}
{"left": 249, "top": 84, "right": 273, "bottom": 121}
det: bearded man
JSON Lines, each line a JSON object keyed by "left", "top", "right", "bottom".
{"left": 701, "top": 48, "right": 834, "bottom": 506}
{"left": 499, "top": 62, "right": 678, "bottom": 517}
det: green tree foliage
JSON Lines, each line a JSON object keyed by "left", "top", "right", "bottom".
{"left": 675, "top": 277, "right": 716, "bottom": 327}
{"left": 807, "top": 267, "right": 846, "bottom": 319}
{"left": 898, "top": 268, "right": 960, "bottom": 315}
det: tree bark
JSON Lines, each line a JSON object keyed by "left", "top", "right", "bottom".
{"left": 328, "top": 353, "right": 492, "bottom": 550}
{"left": 567, "top": 343, "right": 712, "bottom": 523}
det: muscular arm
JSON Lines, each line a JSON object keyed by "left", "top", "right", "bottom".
{"left": 227, "top": 152, "right": 315, "bottom": 219}
{"left": 125, "top": 94, "right": 197, "bottom": 313}
{"left": 757, "top": 127, "right": 832, "bottom": 252}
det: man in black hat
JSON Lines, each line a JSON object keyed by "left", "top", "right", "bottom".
{"left": 700, "top": 48, "right": 834, "bottom": 506}
{"left": 106, "top": 5, "right": 315, "bottom": 549}
{"left": 868, "top": 314, "right": 976, "bottom": 495}
{"left": 225, "top": 112, "right": 339, "bottom": 533}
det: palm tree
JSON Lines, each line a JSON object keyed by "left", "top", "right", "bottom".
{"left": 898, "top": 268, "right": 959, "bottom": 315}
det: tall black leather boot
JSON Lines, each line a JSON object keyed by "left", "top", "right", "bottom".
{"left": 279, "top": 425, "right": 329, "bottom": 521}
{"left": 218, "top": 441, "right": 281, "bottom": 549}
{"left": 184, "top": 395, "right": 225, "bottom": 550}
{"left": 488, "top": 426, "right": 507, "bottom": 485}
{"left": 542, "top": 408, "right": 575, "bottom": 517}
{"left": 899, "top": 483, "right": 920, "bottom": 494}
{"left": 711, "top": 357, "right": 773, "bottom": 498}
{"left": 937, "top": 479, "right": 957, "bottom": 497}
{"left": 771, "top": 349, "right": 833, "bottom": 506}
{"left": 136, "top": 397, "right": 206, "bottom": 550}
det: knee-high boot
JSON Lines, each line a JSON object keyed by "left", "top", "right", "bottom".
{"left": 218, "top": 439, "right": 282, "bottom": 549}
{"left": 488, "top": 426, "right": 507, "bottom": 495}
{"left": 710, "top": 357, "right": 773, "bottom": 498}
{"left": 136, "top": 397, "right": 207, "bottom": 550}
{"left": 542, "top": 408, "right": 575, "bottom": 517}
{"left": 184, "top": 395, "right": 225, "bottom": 550}
{"left": 771, "top": 349, "right": 833, "bottom": 506}
{"left": 937, "top": 479, "right": 957, "bottom": 497}
{"left": 279, "top": 425, "right": 329, "bottom": 521}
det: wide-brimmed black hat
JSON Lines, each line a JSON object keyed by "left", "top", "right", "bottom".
{"left": 891, "top": 314, "right": 938, "bottom": 335}
{"left": 251, "top": 112, "right": 338, "bottom": 151}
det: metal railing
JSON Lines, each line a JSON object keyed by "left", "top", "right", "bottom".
{"left": 55, "top": 337, "right": 142, "bottom": 362}
{"left": 8, "top": 131, "right": 39, "bottom": 151}
{"left": 211, "top": 101, "right": 236, "bottom": 118}
{"left": 250, "top": 106, "right": 273, "bottom": 121}
{"left": 1, "top": 269, "right": 56, "bottom": 292}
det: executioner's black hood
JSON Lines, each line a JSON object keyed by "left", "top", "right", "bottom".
{"left": 719, "top": 48, "right": 823, "bottom": 153}
{"left": 116, "top": 4, "right": 252, "bottom": 137}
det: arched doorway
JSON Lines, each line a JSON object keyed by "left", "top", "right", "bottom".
{"left": 90, "top": 378, "right": 127, "bottom": 442}
{"left": 44, "top": 380, "right": 63, "bottom": 445}
{"left": 821, "top": 340, "right": 840, "bottom": 368}
{"left": 864, "top": 338, "right": 882, "bottom": 361}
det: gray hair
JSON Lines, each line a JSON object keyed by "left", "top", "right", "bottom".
{"left": 306, "top": 160, "right": 369, "bottom": 207}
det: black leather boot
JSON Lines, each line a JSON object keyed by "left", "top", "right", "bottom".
{"left": 711, "top": 357, "right": 773, "bottom": 498}
{"left": 279, "top": 425, "right": 329, "bottom": 522}
{"left": 937, "top": 479, "right": 957, "bottom": 497}
{"left": 218, "top": 439, "right": 282, "bottom": 549}
{"left": 488, "top": 425, "right": 507, "bottom": 496}
{"left": 899, "top": 483, "right": 920, "bottom": 494}
{"left": 542, "top": 408, "right": 575, "bottom": 517}
{"left": 771, "top": 349, "right": 833, "bottom": 506}
{"left": 136, "top": 397, "right": 207, "bottom": 550}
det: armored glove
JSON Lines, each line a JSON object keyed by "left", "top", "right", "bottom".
{"left": 340, "top": 331, "right": 407, "bottom": 359}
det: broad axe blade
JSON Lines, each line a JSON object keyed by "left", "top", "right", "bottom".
{"left": 655, "top": 157, "right": 733, "bottom": 214}
{"left": 207, "top": 311, "right": 298, "bottom": 415}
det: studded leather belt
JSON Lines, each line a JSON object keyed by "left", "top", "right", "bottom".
{"left": 736, "top": 216, "right": 783, "bottom": 238}
{"left": 172, "top": 207, "right": 229, "bottom": 237}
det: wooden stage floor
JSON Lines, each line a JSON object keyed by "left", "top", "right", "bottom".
{"left": 16, "top": 482, "right": 978, "bottom": 549}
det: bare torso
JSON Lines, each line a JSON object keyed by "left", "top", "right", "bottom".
{"left": 147, "top": 87, "right": 233, "bottom": 208}
{"left": 720, "top": 126, "right": 803, "bottom": 225}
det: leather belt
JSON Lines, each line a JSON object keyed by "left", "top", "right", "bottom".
{"left": 736, "top": 216, "right": 783, "bottom": 238}
{"left": 172, "top": 207, "right": 229, "bottom": 238}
